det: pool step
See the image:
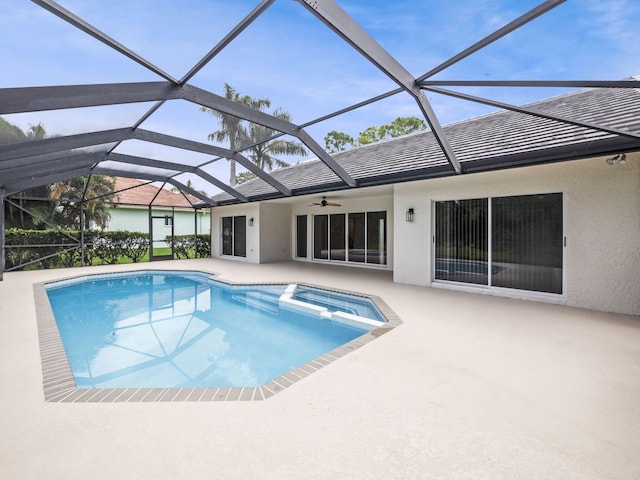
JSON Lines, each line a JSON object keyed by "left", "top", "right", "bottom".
{"left": 232, "top": 290, "right": 281, "bottom": 315}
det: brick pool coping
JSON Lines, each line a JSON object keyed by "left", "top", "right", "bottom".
{"left": 33, "top": 269, "right": 402, "bottom": 402}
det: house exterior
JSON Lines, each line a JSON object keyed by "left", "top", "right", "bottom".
{"left": 105, "top": 177, "right": 211, "bottom": 236}
{"left": 208, "top": 85, "right": 640, "bottom": 316}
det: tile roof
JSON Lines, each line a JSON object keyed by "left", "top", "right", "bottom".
{"left": 213, "top": 86, "right": 640, "bottom": 204}
{"left": 113, "top": 177, "right": 199, "bottom": 208}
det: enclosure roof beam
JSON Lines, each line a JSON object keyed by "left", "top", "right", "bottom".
{"left": 0, "top": 128, "right": 133, "bottom": 162}
{"left": 289, "top": 0, "right": 567, "bottom": 141}
{"left": 107, "top": 153, "right": 249, "bottom": 202}
{"left": 183, "top": 84, "right": 357, "bottom": 187}
{"left": 0, "top": 127, "right": 235, "bottom": 163}
{"left": 294, "top": 0, "right": 461, "bottom": 174}
{"left": 0, "top": 82, "right": 182, "bottom": 115}
{"left": 420, "top": 85, "right": 640, "bottom": 140}
{"left": 5, "top": 167, "right": 93, "bottom": 196}
{"left": 416, "top": 0, "right": 566, "bottom": 82}
{"left": 90, "top": 167, "right": 217, "bottom": 206}
{"left": 0, "top": 81, "right": 339, "bottom": 194}
{"left": 0, "top": 152, "right": 105, "bottom": 184}
{"left": 179, "top": 0, "right": 276, "bottom": 84}
{"left": 418, "top": 79, "right": 640, "bottom": 88}
{"left": 31, "top": 0, "right": 179, "bottom": 83}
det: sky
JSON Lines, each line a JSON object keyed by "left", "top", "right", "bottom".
{"left": 1, "top": 0, "right": 639, "bottom": 195}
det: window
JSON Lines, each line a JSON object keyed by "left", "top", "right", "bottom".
{"left": 221, "top": 215, "right": 246, "bottom": 258}
{"left": 312, "top": 211, "right": 387, "bottom": 265}
{"left": 435, "top": 194, "right": 562, "bottom": 294}
{"left": 296, "top": 215, "right": 307, "bottom": 258}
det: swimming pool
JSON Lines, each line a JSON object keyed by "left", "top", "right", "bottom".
{"left": 44, "top": 271, "right": 390, "bottom": 392}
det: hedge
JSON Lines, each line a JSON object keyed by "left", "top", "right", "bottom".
{"left": 166, "top": 234, "right": 211, "bottom": 259}
{"left": 4, "top": 229, "right": 149, "bottom": 270}
{"left": 4, "top": 229, "right": 213, "bottom": 271}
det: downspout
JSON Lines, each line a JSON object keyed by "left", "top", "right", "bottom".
{"left": 0, "top": 188, "right": 4, "bottom": 281}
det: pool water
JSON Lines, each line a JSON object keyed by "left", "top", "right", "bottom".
{"left": 45, "top": 271, "right": 384, "bottom": 389}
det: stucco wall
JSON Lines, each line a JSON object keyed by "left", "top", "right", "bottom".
{"left": 259, "top": 203, "right": 292, "bottom": 263}
{"left": 210, "top": 203, "right": 260, "bottom": 263}
{"left": 393, "top": 154, "right": 640, "bottom": 315}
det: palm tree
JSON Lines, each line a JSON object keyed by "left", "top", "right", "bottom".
{"left": 201, "top": 84, "right": 270, "bottom": 186}
{"left": 247, "top": 108, "right": 307, "bottom": 171}
{"left": 49, "top": 175, "right": 116, "bottom": 229}
{"left": 26, "top": 122, "right": 47, "bottom": 141}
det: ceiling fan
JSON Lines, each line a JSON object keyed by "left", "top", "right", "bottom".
{"left": 309, "top": 196, "right": 341, "bottom": 207}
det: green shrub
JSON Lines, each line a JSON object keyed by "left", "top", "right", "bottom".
{"left": 5, "top": 229, "right": 149, "bottom": 270}
{"left": 166, "top": 234, "right": 211, "bottom": 259}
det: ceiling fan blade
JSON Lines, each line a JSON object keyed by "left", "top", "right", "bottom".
{"left": 326, "top": 201, "right": 341, "bottom": 206}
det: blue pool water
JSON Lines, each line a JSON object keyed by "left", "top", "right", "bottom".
{"left": 45, "top": 271, "right": 383, "bottom": 389}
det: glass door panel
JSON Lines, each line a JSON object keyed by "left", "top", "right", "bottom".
{"left": 366, "top": 211, "right": 387, "bottom": 265}
{"left": 329, "top": 214, "right": 346, "bottom": 261}
{"left": 222, "top": 216, "right": 233, "bottom": 256}
{"left": 233, "top": 216, "right": 246, "bottom": 257}
{"left": 348, "top": 213, "right": 365, "bottom": 263}
{"left": 492, "top": 194, "right": 563, "bottom": 293}
{"left": 313, "top": 215, "right": 328, "bottom": 259}
{"left": 434, "top": 199, "right": 488, "bottom": 285}
{"left": 296, "top": 215, "right": 307, "bottom": 258}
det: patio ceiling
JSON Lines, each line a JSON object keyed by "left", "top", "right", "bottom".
{"left": 1, "top": 0, "right": 640, "bottom": 207}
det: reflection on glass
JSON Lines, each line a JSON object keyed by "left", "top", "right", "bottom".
{"left": 330, "top": 214, "right": 346, "bottom": 260}
{"left": 348, "top": 212, "right": 365, "bottom": 263}
{"left": 296, "top": 215, "right": 307, "bottom": 258}
{"left": 313, "top": 214, "right": 328, "bottom": 259}
{"left": 366, "top": 211, "right": 387, "bottom": 265}
{"left": 435, "top": 199, "right": 489, "bottom": 285}
{"left": 492, "top": 194, "right": 563, "bottom": 294}
{"left": 222, "top": 216, "right": 232, "bottom": 256}
{"left": 233, "top": 215, "right": 246, "bottom": 257}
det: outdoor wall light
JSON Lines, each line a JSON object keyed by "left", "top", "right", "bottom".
{"left": 606, "top": 153, "right": 627, "bottom": 165}
{"left": 248, "top": 217, "right": 254, "bottom": 227}
{"left": 406, "top": 208, "right": 414, "bottom": 222}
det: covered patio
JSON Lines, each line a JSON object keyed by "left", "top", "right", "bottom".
{"left": 1, "top": 259, "right": 638, "bottom": 479}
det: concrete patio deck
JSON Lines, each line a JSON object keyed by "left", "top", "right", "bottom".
{"left": 1, "top": 258, "right": 638, "bottom": 479}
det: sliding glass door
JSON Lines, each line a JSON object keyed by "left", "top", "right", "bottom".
{"left": 435, "top": 194, "right": 562, "bottom": 294}
{"left": 312, "top": 211, "right": 386, "bottom": 265}
{"left": 222, "top": 215, "right": 246, "bottom": 258}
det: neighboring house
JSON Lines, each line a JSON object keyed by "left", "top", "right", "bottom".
{"left": 105, "top": 177, "right": 211, "bottom": 236}
{"left": 209, "top": 85, "right": 640, "bottom": 316}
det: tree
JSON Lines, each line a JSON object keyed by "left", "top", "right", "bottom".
{"left": 26, "top": 122, "right": 47, "bottom": 141}
{"left": 0, "top": 116, "right": 27, "bottom": 144}
{"left": 49, "top": 175, "right": 116, "bottom": 229}
{"left": 202, "top": 85, "right": 307, "bottom": 185}
{"left": 200, "top": 84, "right": 270, "bottom": 186}
{"left": 386, "top": 116, "right": 427, "bottom": 137}
{"left": 325, "top": 116, "right": 427, "bottom": 153}
{"left": 246, "top": 108, "right": 307, "bottom": 171}
{"left": 324, "top": 130, "right": 355, "bottom": 153}
{"left": 235, "top": 171, "right": 257, "bottom": 185}
{"left": 1, "top": 118, "right": 116, "bottom": 230}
